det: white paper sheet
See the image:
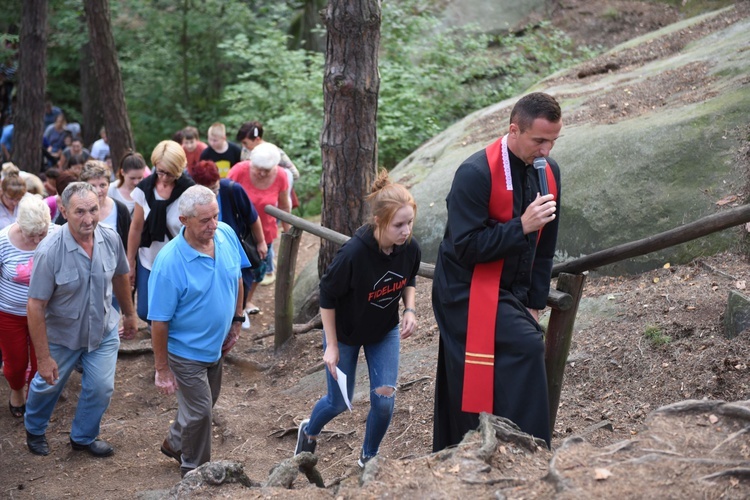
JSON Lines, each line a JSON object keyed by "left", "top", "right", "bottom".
{"left": 336, "top": 367, "right": 353, "bottom": 412}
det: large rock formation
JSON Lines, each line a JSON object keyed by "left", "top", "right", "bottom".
{"left": 393, "top": 5, "right": 750, "bottom": 273}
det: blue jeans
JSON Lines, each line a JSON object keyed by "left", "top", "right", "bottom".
{"left": 306, "top": 325, "right": 400, "bottom": 458}
{"left": 266, "top": 242, "right": 275, "bottom": 274}
{"left": 25, "top": 325, "right": 120, "bottom": 444}
{"left": 136, "top": 258, "right": 150, "bottom": 322}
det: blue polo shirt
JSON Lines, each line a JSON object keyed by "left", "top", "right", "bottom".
{"left": 147, "top": 221, "right": 250, "bottom": 362}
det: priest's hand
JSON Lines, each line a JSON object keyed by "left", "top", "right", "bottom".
{"left": 521, "top": 194, "right": 556, "bottom": 234}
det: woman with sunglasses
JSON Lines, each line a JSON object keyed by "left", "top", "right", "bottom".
{"left": 127, "top": 141, "right": 194, "bottom": 322}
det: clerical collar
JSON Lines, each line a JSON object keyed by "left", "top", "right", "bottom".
{"left": 506, "top": 147, "right": 527, "bottom": 169}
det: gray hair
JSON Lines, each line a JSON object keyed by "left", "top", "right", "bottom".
{"left": 178, "top": 185, "right": 217, "bottom": 218}
{"left": 80, "top": 160, "right": 112, "bottom": 183}
{"left": 61, "top": 182, "right": 98, "bottom": 209}
{"left": 249, "top": 142, "right": 281, "bottom": 170}
{"left": 16, "top": 194, "right": 51, "bottom": 235}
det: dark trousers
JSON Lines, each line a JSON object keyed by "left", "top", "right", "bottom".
{"left": 433, "top": 292, "right": 551, "bottom": 451}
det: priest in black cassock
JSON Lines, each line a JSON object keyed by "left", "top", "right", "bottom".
{"left": 432, "top": 92, "right": 563, "bottom": 451}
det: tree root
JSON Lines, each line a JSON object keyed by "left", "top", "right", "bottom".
{"left": 265, "top": 452, "right": 325, "bottom": 488}
{"left": 269, "top": 426, "right": 355, "bottom": 440}
{"left": 169, "top": 461, "right": 258, "bottom": 497}
{"left": 716, "top": 402, "right": 750, "bottom": 422}
{"left": 544, "top": 436, "right": 584, "bottom": 493}
{"left": 594, "top": 439, "right": 638, "bottom": 457}
{"left": 476, "top": 412, "right": 547, "bottom": 458}
{"left": 573, "top": 419, "right": 613, "bottom": 439}
{"left": 710, "top": 426, "right": 750, "bottom": 455}
{"left": 252, "top": 314, "right": 323, "bottom": 341}
{"left": 700, "top": 468, "right": 750, "bottom": 482}
{"left": 460, "top": 476, "right": 526, "bottom": 487}
{"left": 652, "top": 399, "right": 725, "bottom": 415}
{"left": 223, "top": 355, "right": 269, "bottom": 373}
{"left": 398, "top": 376, "right": 432, "bottom": 391}
{"left": 611, "top": 453, "right": 750, "bottom": 468}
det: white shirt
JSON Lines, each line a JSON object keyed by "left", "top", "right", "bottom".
{"left": 131, "top": 187, "right": 183, "bottom": 270}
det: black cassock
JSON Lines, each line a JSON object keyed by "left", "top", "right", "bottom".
{"left": 432, "top": 145, "right": 561, "bottom": 451}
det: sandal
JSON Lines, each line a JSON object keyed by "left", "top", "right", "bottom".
{"left": 9, "top": 400, "right": 25, "bottom": 418}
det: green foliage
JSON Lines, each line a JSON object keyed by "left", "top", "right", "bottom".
{"left": 376, "top": 1, "right": 598, "bottom": 169}
{"left": 4, "top": 0, "right": 600, "bottom": 217}
{"left": 644, "top": 325, "right": 672, "bottom": 346}
{"left": 114, "top": 0, "right": 256, "bottom": 155}
{"left": 602, "top": 7, "right": 621, "bottom": 21}
{"left": 221, "top": 25, "right": 324, "bottom": 216}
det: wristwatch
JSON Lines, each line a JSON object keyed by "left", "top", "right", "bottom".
{"left": 232, "top": 314, "right": 245, "bottom": 323}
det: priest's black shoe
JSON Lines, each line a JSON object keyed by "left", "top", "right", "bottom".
{"left": 26, "top": 431, "right": 50, "bottom": 456}
{"left": 70, "top": 438, "right": 114, "bottom": 457}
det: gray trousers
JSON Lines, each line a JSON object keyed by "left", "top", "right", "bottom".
{"left": 166, "top": 352, "right": 223, "bottom": 470}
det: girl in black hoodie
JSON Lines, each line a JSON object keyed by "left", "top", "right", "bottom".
{"left": 294, "top": 170, "right": 421, "bottom": 467}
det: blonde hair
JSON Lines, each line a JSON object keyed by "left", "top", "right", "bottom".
{"left": 80, "top": 160, "right": 112, "bottom": 183}
{"left": 367, "top": 169, "right": 417, "bottom": 245}
{"left": 151, "top": 140, "right": 187, "bottom": 177}
{"left": 207, "top": 122, "right": 226, "bottom": 139}
{"left": 24, "top": 173, "right": 45, "bottom": 196}
{"left": 16, "top": 194, "right": 51, "bottom": 235}
{"left": 1, "top": 164, "right": 27, "bottom": 200}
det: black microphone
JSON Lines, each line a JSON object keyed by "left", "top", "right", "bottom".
{"left": 533, "top": 157, "right": 549, "bottom": 196}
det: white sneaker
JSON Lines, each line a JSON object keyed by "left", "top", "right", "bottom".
{"left": 242, "top": 315, "right": 251, "bottom": 330}
{"left": 260, "top": 273, "right": 276, "bottom": 286}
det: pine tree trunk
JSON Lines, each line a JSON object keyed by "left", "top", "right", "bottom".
{"left": 12, "top": 0, "right": 47, "bottom": 174}
{"left": 83, "top": 0, "right": 134, "bottom": 172}
{"left": 318, "top": 0, "right": 381, "bottom": 277}
{"left": 79, "top": 42, "right": 104, "bottom": 150}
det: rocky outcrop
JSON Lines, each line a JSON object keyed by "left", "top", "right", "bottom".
{"left": 393, "top": 5, "right": 750, "bottom": 273}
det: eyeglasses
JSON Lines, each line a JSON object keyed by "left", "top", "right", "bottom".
{"left": 155, "top": 169, "right": 175, "bottom": 178}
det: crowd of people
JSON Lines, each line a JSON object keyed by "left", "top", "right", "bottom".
{"left": 1, "top": 92, "right": 564, "bottom": 481}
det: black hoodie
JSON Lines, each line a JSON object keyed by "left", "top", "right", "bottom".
{"left": 319, "top": 224, "right": 421, "bottom": 346}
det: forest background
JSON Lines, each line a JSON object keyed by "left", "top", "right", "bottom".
{"left": 0, "top": 0, "right": 604, "bottom": 215}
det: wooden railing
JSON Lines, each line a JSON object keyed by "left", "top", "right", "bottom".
{"left": 265, "top": 205, "right": 580, "bottom": 434}
{"left": 266, "top": 202, "right": 750, "bottom": 435}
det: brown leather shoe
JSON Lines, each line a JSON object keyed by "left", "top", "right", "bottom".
{"left": 160, "top": 439, "right": 181, "bottom": 464}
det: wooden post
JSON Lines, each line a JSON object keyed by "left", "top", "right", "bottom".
{"left": 274, "top": 226, "right": 303, "bottom": 351}
{"left": 544, "top": 272, "right": 587, "bottom": 435}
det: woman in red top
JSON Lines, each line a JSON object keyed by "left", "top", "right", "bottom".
{"left": 227, "top": 142, "right": 291, "bottom": 315}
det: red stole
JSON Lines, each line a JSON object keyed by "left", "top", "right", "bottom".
{"left": 461, "top": 135, "right": 557, "bottom": 414}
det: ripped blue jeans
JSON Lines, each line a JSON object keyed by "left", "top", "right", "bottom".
{"left": 305, "top": 325, "right": 400, "bottom": 459}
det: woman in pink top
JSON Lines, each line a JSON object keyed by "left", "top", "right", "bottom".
{"left": 227, "top": 142, "right": 291, "bottom": 315}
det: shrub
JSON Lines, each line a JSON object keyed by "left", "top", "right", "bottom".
{"left": 644, "top": 325, "right": 672, "bottom": 346}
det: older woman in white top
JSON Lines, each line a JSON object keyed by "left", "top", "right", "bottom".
{"left": 127, "top": 141, "right": 194, "bottom": 322}
{"left": 0, "top": 195, "right": 53, "bottom": 417}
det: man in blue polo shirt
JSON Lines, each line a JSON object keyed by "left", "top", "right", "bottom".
{"left": 147, "top": 185, "right": 249, "bottom": 477}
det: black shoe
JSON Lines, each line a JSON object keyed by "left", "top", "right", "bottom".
{"left": 70, "top": 438, "right": 114, "bottom": 457}
{"left": 161, "top": 439, "right": 182, "bottom": 464}
{"left": 294, "top": 419, "right": 317, "bottom": 456}
{"left": 180, "top": 466, "right": 195, "bottom": 478}
{"left": 9, "top": 400, "right": 25, "bottom": 418}
{"left": 26, "top": 431, "right": 50, "bottom": 456}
